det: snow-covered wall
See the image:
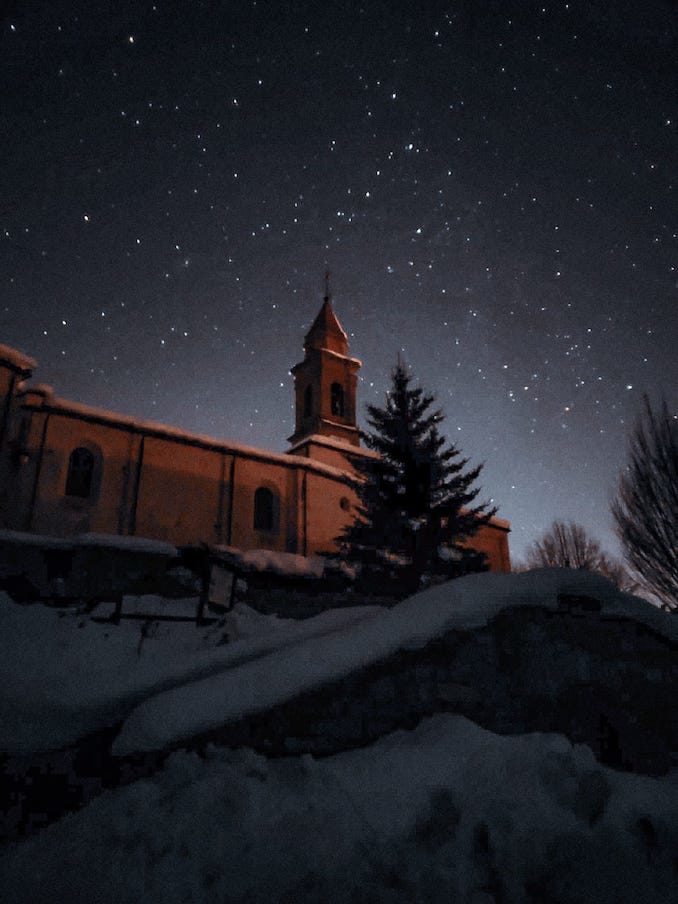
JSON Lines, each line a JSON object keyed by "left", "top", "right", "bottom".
{"left": 114, "top": 572, "right": 677, "bottom": 776}
{"left": 1, "top": 569, "right": 674, "bottom": 846}
{"left": 154, "top": 602, "right": 674, "bottom": 775}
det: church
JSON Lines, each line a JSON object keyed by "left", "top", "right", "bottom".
{"left": 0, "top": 296, "right": 510, "bottom": 570}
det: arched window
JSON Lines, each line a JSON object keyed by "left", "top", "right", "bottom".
{"left": 303, "top": 384, "right": 313, "bottom": 418}
{"left": 65, "top": 447, "right": 95, "bottom": 498}
{"left": 331, "top": 382, "right": 345, "bottom": 417}
{"left": 253, "top": 486, "right": 276, "bottom": 532}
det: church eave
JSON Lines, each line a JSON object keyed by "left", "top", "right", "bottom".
{"left": 292, "top": 348, "right": 362, "bottom": 372}
{"left": 20, "top": 393, "right": 357, "bottom": 484}
{"left": 0, "top": 343, "right": 37, "bottom": 377}
{"left": 288, "top": 433, "right": 381, "bottom": 459}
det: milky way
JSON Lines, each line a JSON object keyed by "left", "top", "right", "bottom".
{"left": 2, "top": 1, "right": 676, "bottom": 559}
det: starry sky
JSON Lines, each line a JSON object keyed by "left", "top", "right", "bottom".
{"left": 2, "top": 0, "right": 676, "bottom": 561}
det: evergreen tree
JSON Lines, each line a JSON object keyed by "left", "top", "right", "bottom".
{"left": 339, "top": 360, "right": 497, "bottom": 592}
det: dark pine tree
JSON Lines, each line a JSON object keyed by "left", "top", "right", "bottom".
{"left": 338, "top": 360, "right": 497, "bottom": 594}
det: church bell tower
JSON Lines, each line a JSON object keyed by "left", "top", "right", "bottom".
{"left": 287, "top": 278, "right": 361, "bottom": 453}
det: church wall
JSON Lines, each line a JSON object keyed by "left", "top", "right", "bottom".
{"left": 0, "top": 367, "right": 15, "bottom": 398}
{"left": 0, "top": 329, "right": 512, "bottom": 573}
{"left": 284, "top": 466, "right": 303, "bottom": 554}
{"left": 0, "top": 370, "right": 21, "bottom": 525}
{"left": 304, "top": 471, "right": 357, "bottom": 555}
{"left": 462, "top": 520, "right": 511, "bottom": 573}
{"left": 0, "top": 357, "right": 36, "bottom": 526}
{"left": 229, "top": 455, "right": 298, "bottom": 554}
{"left": 302, "top": 442, "right": 353, "bottom": 472}
{"left": 2, "top": 406, "right": 40, "bottom": 530}
{"left": 134, "top": 438, "right": 227, "bottom": 546}
{"left": 4, "top": 395, "right": 360, "bottom": 559}
{"left": 4, "top": 395, "right": 511, "bottom": 573}
{"left": 20, "top": 410, "right": 136, "bottom": 536}
{"left": 0, "top": 367, "right": 17, "bottom": 450}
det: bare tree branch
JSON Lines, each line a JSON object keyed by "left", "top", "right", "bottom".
{"left": 612, "top": 395, "right": 678, "bottom": 611}
{"left": 524, "top": 520, "right": 639, "bottom": 593}
{"left": 525, "top": 520, "right": 602, "bottom": 570}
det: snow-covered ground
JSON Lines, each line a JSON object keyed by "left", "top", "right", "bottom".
{"left": 0, "top": 595, "right": 382, "bottom": 755}
{"left": 3, "top": 566, "right": 671, "bottom": 757}
{"left": 2, "top": 713, "right": 678, "bottom": 903}
{"left": 1, "top": 568, "right": 676, "bottom": 902}
{"left": 115, "top": 568, "right": 675, "bottom": 756}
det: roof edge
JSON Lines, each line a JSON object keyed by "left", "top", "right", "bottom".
{"left": 0, "top": 343, "right": 37, "bottom": 376}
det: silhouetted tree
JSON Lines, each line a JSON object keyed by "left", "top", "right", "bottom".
{"left": 596, "top": 553, "right": 641, "bottom": 596}
{"left": 524, "top": 519, "right": 639, "bottom": 593}
{"left": 525, "top": 520, "right": 603, "bottom": 570}
{"left": 338, "top": 360, "right": 496, "bottom": 593}
{"left": 612, "top": 395, "right": 678, "bottom": 611}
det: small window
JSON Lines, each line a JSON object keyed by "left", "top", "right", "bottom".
{"left": 65, "top": 447, "right": 95, "bottom": 498}
{"left": 303, "top": 384, "right": 313, "bottom": 418}
{"left": 253, "top": 486, "right": 276, "bottom": 532}
{"left": 331, "top": 382, "right": 345, "bottom": 417}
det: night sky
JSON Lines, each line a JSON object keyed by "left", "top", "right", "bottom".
{"left": 2, "top": 1, "right": 676, "bottom": 561}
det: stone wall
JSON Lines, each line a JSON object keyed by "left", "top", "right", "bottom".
{"left": 3, "top": 592, "right": 675, "bottom": 841}
{"left": 196, "top": 598, "right": 676, "bottom": 776}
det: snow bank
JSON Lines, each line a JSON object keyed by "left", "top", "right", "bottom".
{"left": 0, "top": 596, "right": 382, "bottom": 755}
{"left": 1, "top": 567, "right": 671, "bottom": 758}
{"left": 113, "top": 568, "right": 672, "bottom": 755}
{"left": 2, "top": 714, "right": 677, "bottom": 903}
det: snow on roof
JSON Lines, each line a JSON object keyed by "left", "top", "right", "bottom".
{"left": 211, "top": 546, "right": 327, "bottom": 578}
{"left": 0, "top": 529, "right": 176, "bottom": 556}
{"left": 21, "top": 382, "right": 54, "bottom": 400}
{"left": 288, "top": 433, "right": 381, "bottom": 459}
{"left": 75, "top": 534, "right": 177, "bottom": 556}
{"left": 485, "top": 514, "right": 511, "bottom": 531}
{"left": 291, "top": 346, "right": 362, "bottom": 371}
{"left": 113, "top": 568, "right": 675, "bottom": 755}
{"left": 0, "top": 343, "right": 37, "bottom": 375}
{"left": 314, "top": 346, "right": 362, "bottom": 366}
{"left": 0, "top": 528, "right": 74, "bottom": 550}
{"left": 19, "top": 393, "right": 354, "bottom": 482}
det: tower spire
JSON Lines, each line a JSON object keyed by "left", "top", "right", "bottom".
{"left": 288, "top": 284, "right": 362, "bottom": 451}
{"left": 303, "top": 281, "right": 348, "bottom": 355}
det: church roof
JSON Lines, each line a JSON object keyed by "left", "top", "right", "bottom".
{"left": 18, "top": 390, "right": 357, "bottom": 484}
{"left": 304, "top": 298, "right": 349, "bottom": 355}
